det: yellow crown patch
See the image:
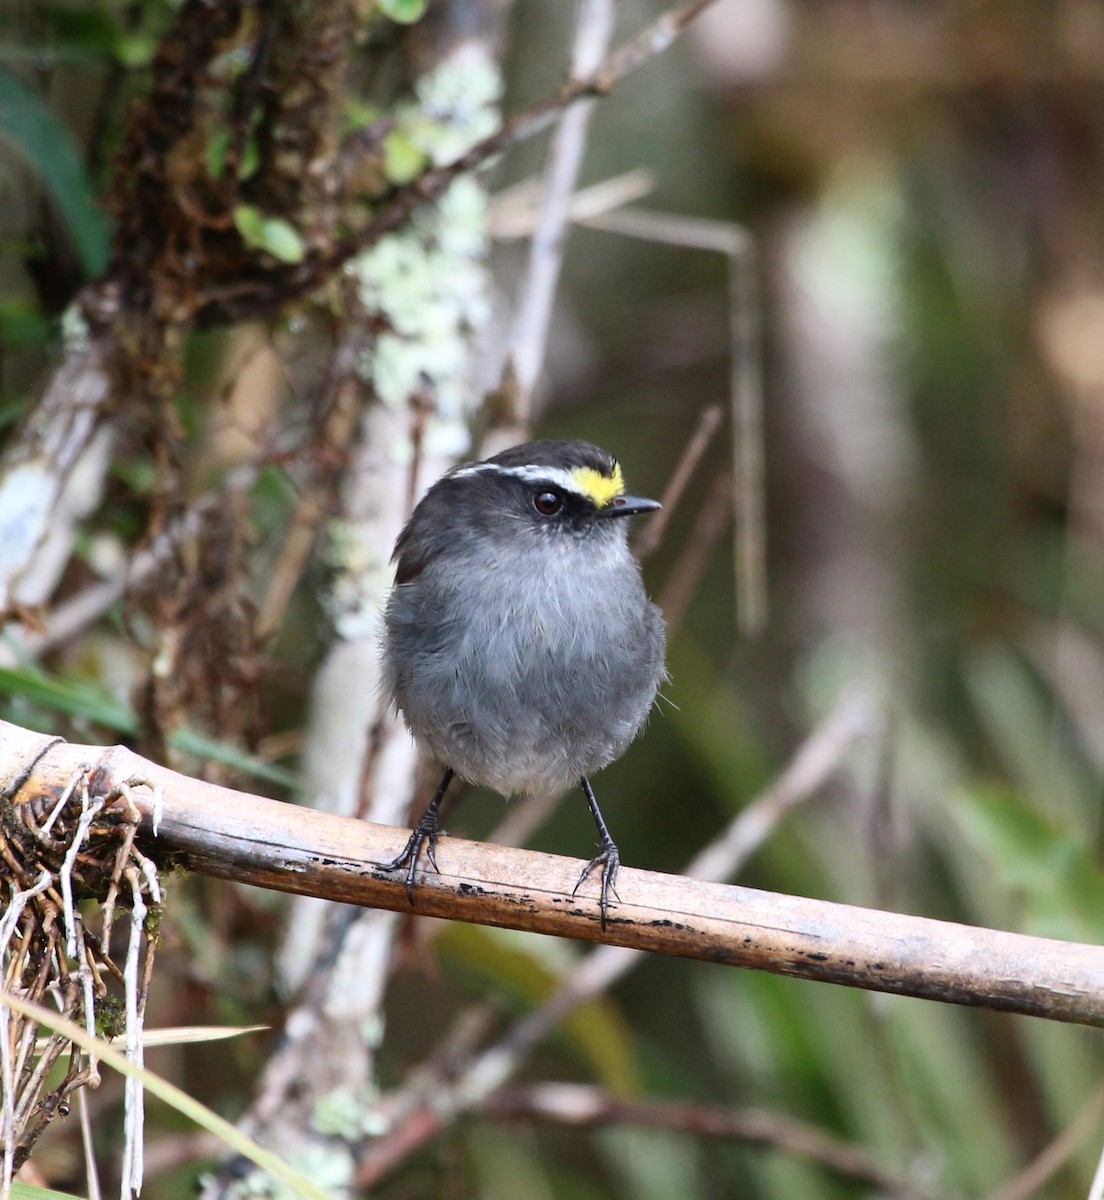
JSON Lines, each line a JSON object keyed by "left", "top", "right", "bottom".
{"left": 570, "top": 464, "right": 624, "bottom": 508}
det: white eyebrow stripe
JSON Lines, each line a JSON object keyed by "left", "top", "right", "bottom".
{"left": 450, "top": 462, "right": 597, "bottom": 496}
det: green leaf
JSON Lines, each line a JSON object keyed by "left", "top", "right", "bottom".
{"left": 0, "top": 393, "right": 32, "bottom": 432}
{"left": 382, "top": 128, "right": 427, "bottom": 185}
{"left": 11, "top": 1182, "right": 85, "bottom": 1200}
{"left": 112, "top": 32, "right": 159, "bottom": 68}
{"left": 256, "top": 217, "right": 305, "bottom": 264}
{"left": 0, "top": 67, "right": 110, "bottom": 276}
{"left": 0, "top": 664, "right": 136, "bottom": 733}
{"left": 0, "top": 298, "right": 50, "bottom": 350}
{"left": 952, "top": 785, "right": 1104, "bottom": 943}
{"left": 342, "top": 98, "right": 382, "bottom": 134}
{"left": 205, "top": 127, "right": 230, "bottom": 178}
{"left": 0, "top": 665, "right": 296, "bottom": 787}
{"left": 171, "top": 727, "right": 299, "bottom": 789}
{"left": 233, "top": 205, "right": 305, "bottom": 264}
{"left": 112, "top": 454, "right": 158, "bottom": 495}
{"left": 379, "top": 0, "right": 427, "bottom": 24}
{"left": 238, "top": 136, "right": 261, "bottom": 180}
{"left": 233, "top": 202, "right": 266, "bottom": 243}
{"left": 207, "top": 131, "right": 260, "bottom": 181}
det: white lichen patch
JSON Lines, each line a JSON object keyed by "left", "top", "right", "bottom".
{"left": 311, "top": 1086, "right": 369, "bottom": 1139}
{"left": 326, "top": 518, "right": 394, "bottom": 639}
{"left": 412, "top": 51, "right": 501, "bottom": 164}
{"left": 221, "top": 1144, "right": 355, "bottom": 1200}
{"left": 60, "top": 303, "right": 91, "bottom": 351}
{"left": 351, "top": 54, "right": 501, "bottom": 430}
{"left": 323, "top": 51, "right": 502, "bottom": 634}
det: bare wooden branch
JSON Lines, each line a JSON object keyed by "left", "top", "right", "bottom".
{"left": 0, "top": 339, "right": 114, "bottom": 613}
{"left": 2, "top": 718, "right": 1103, "bottom": 1029}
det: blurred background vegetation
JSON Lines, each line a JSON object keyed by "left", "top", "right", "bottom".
{"left": 3, "top": 0, "right": 1104, "bottom": 1197}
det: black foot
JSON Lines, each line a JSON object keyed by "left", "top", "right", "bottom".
{"left": 379, "top": 768, "right": 454, "bottom": 905}
{"left": 573, "top": 835, "right": 620, "bottom": 929}
{"left": 380, "top": 817, "right": 441, "bottom": 903}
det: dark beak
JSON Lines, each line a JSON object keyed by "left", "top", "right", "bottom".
{"left": 600, "top": 494, "right": 662, "bottom": 518}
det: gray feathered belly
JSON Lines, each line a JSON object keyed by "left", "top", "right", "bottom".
{"left": 385, "top": 577, "right": 664, "bottom": 795}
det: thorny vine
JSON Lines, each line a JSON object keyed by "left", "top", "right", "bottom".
{"left": 0, "top": 744, "right": 162, "bottom": 1192}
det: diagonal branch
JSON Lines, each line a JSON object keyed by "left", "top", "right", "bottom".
{"left": 197, "top": 0, "right": 720, "bottom": 325}
{"left": 485, "top": 1085, "right": 940, "bottom": 1200}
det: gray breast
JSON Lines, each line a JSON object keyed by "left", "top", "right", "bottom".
{"left": 383, "top": 533, "right": 665, "bottom": 795}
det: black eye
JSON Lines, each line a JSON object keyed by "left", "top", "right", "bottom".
{"left": 533, "top": 490, "right": 563, "bottom": 516}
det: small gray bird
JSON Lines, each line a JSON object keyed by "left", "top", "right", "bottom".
{"left": 380, "top": 438, "right": 667, "bottom": 926}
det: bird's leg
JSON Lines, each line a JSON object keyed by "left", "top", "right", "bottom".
{"left": 572, "top": 776, "right": 620, "bottom": 929}
{"left": 380, "top": 767, "right": 455, "bottom": 903}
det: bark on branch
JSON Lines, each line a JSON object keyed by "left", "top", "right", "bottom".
{"left": 2, "top": 716, "right": 1102, "bottom": 1028}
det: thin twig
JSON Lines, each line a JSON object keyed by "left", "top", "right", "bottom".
{"left": 687, "top": 691, "right": 879, "bottom": 880}
{"left": 77, "top": 1087, "right": 102, "bottom": 1200}
{"left": 1, "top": 1002, "right": 12, "bottom": 1200}
{"left": 729, "top": 229, "right": 766, "bottom": 633}
{"left": 488, "top": 169, "right": 654, "bottom": 241}
{"left": 504, "top": 0, "right": 616, "bottom": 420}
{"left": 37, "top": 766, "right": 89, "bottom": 838}
{"left": 983, "top": 1083, "right": 1104, "bottom": 1200}
{"left": 485, "top": 1084, "right": 940, "bottom": 1200}
{"left": 121, "top": 869, "right": 148, "bottom": 1200}
{"left": 634, "top": 403, "right": 723, "bottom": 560}
{"left": 657, "top": 467, "right": 732, "bottom": 635}
{"left": 77, "top": 960, "right": 99, "bottom": 1086}
{"left": 581, "top": 206, "right": 745, "bottom": 253}
{"left": 0, "top": 873, "right": 51, "bottom": 962}
{"left": 59, "top": 792, "right": 104, "bottom": 960}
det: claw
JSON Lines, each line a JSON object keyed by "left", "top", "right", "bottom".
{"left": 572, "top": 836, "right": 620, "bottom": 929}
{"left": 378, "top": 768, "right": 453, "bottom": 906}
{"left": 575, "top": 777, "right": 621, "bottom": 929}
{"left": 379, "top": 824, "right": 440, "bottom": 904}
